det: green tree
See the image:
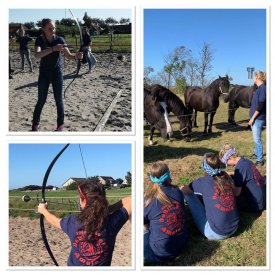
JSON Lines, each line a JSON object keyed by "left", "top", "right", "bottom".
{"left": 125, "top": 171, "right": 132, "bottom": 186}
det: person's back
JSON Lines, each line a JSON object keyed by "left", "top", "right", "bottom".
{"left": 61, "top": 207, "right": 129, "bottom": 266}
{"left": 144, "top": 185, "right": 187, "bottom": 260}
{"left": 144, "top": 162, "right": 188, "bottom": 263}
{"left": 219, "top": 143, "right": 266, "bottom": 212}
{"left": 234, "top": 158, "right": 266, "bottom": 211}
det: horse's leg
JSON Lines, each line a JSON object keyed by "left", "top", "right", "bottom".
{"left": 203, "top": 112, "right": 208, "bottom": 134}
{"left": 208, "top": 111, "right": 216, "bottom": 133}
{"left": 194, "top": 110, "right": 198, "bottom": 127}
{"left": 148, "top": 126, "right": 155, "bottom": 146}
{"left": 228, "top": 102, "right": 238, "bottom": 124}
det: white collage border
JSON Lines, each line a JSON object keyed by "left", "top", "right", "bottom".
{"left": 0, "top": 0, "right": 273, "bottom": 274}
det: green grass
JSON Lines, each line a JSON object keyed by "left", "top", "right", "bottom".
{"left": 9, "top": 187, "right": 131, "bottom": 219}
{"left": 144, "top": 99, "right": 267, "bottom": 266}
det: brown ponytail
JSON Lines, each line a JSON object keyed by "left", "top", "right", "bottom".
{"left": 77, "top": 180, "right": 109, "bottom": 240}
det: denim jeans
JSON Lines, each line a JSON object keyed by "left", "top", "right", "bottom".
{"left": 185, "top": 194, "right": 236, "bottom": 240}
{"left": 77, "top": 49, "right": 97, "bottom": 71}
{"left": 144, "top": 230, "right": 163, "bottom": 263}
{"left": 32, "top": 68, "right": 64, "bottom": 126}
{"left": 251, "top": 119, "right": 265, "bottom": 162}
{"left": 20, "top": 49, "right": 33, "bottom": 71}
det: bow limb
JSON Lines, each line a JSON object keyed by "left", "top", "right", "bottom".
{"left": 64, "top": 9, "right": 83, "bottom": 98}
{"left": 40, "top": 143, "right": 70, "bottom": 266}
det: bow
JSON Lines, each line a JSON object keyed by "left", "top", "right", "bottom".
{"left": 64, "top": 9, "right": 83, "bottom": 98}
{"left": 40, "top": 143, "right": 70, "bottom": 266}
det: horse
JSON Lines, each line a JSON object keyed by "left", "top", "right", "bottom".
{"left": 148, "top": 84, "right": 192, "bottom": 141}
{"left": 144, "top": 87, "right": 173, "bottom": 145}
{"left": 225, "top": 84, "right": 257, "bottom": 124}
{"left": 184, "top": 75, "right": 230, "bottom": 134}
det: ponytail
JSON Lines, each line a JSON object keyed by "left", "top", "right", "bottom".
{"left": 77, "top": 181, "right": 109, "bottom": 240}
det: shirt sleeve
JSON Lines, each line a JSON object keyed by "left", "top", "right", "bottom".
{"left": 35, "top": 36, "right": 43, "bottom": 47}
{"left": 233, "top": 167, "right": 245, "bottom": 187}
{"left": 108, "top": 207, "right": 129, "bottom": 235}
{"left": 256, "top": 85, "right": 266, "bottom": 112}
{"left": 60, "top": 215, "right": 76, "bottom": 235}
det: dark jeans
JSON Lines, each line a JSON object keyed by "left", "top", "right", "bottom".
{"left": 32, "top": 68, "right": 64, "bottom": 126}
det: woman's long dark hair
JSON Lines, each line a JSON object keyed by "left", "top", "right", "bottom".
{"left": 77, "top": 180, "right": 109, "bottom": 240}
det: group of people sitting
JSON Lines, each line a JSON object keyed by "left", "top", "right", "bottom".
{"left": 144, "top": 143, "right": 266, "bottom": 263}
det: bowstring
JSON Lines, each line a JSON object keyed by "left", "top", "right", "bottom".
{"left": 78, "top": 144, "right": 88, "bottom": 179}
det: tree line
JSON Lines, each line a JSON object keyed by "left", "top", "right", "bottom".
{"left": 144, "top": 42, "right": 215, "bottom": 93}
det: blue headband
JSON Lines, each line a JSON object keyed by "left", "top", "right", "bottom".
{"left": 202, "top": 160, "right": 221, "bottom": 176}
{"left": 149, "top": 170, "right": 170, "bottom": 185}
{"left": 220, "top": 148, "right": 236, "bottom": 165}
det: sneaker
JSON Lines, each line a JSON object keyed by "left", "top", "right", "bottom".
{"left": 55, "top": 124, "right": 64, "bottom": 132}
{"left": 249, "top": 153, "right": 257, "bottom": 159}
{"left": 255, "top": 161, "right": 264, "bottom": 167}
{"left": 31, "top": 124, "right": 39, "bottom": 131}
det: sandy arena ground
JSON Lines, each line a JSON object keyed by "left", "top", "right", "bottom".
{"left": 9, "top": 51, "right": 132, "bottom": 132}
{"left": 9, "top": 216, "right": 131, "bottom": 266}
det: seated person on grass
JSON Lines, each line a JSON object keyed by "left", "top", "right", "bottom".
{"left": 144, "top": 162, "right": 188, "bottom": 263}
{"left": 180, "top": 152, "right": 239, "bottom": 240}
{"left": 219, "top": 143, "right": 266, "bottom": 212}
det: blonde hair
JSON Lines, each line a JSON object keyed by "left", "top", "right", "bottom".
{"left": 219, "top": 143, "right": 239, "bottom": 160}
{"left": 144, "top": 162, "right": 173, "bottom": 207}
{"left": 255, "top": 71, "right": 266, "bottom": 83}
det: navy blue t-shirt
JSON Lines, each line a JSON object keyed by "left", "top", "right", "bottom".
{"left": 189, "top": 175, "right": 239, "bottom": 236}
{"left": 60, "top": 207, "right": 129, "bottom": 266}
{"left": 249, "top": 83, "right": 266, "bottom": 121}
{"left": 144, "top": 185, "right": 187, "bottom": 259}
{"left": 233, "top": 158, "right": 266, "bottom": 211}
{"left": 35, "top": 35, "right": 65, "bottom": 70}
{"left": 18, "top": 36, "right": 32, "bottom": 51}
{"left": 82, "top": 33, "right": 91, "bottom": 47}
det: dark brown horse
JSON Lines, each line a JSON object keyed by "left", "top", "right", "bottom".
{"left": 149, "top": 84, "right": 192, "bottom": 141}
{"left": 185, "top": 75, "right": 230, "bottom": 134}
{"left": 144, "top": 87, "right": 173, "bottom": 145}
{"left": 225, "top": 84, "right": 257, "bottom": 124}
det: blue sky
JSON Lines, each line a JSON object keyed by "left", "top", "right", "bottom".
{"left": 9, "top": 9, "right": 131, "bottom": 24}
{"left": 144, "top": 9, "right": 266, "bottom": 85}
{"left": 9, "top": 144, "right": 131, "bottom": 190}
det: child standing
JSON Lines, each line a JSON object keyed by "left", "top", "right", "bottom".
{"left": 219, "top": 143, "right": 266, "bottom": 212}
{"left": 144, "top": 162, "right": 188, "bottom": 263}
{"left": 38, "top": 180, "right": 131, "bottom": 266}
{"left": 181, "top": 152, "right": 239, "bottom": 240}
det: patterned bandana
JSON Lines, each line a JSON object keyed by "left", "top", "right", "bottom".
{"left": 220, "top": 148, "right": 236, "bottom": 165}
{"left": 149, "top": 170, "right": 171, "bottom": 185}
{"left": 201, "top": 160, "right": 221, "bottom": 176}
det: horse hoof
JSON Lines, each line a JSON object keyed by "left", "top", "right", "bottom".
{"left": 203, "top": 131, "right": 208, "bottom": 135}
{"left": 208, "top": 129, "right": 212, "bottom": 134}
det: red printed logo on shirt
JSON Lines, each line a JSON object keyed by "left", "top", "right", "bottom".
{"left": 159, "top": 201, "right": 185, "bottom": 236}
{"left": 73, "top": 230, "right": 109, "bottom": 266}
{"left": 212, "top": 185, "right": 235, "bottom": 212}
{"left": 252, "top": 165, "right": 266, "bottom": 186}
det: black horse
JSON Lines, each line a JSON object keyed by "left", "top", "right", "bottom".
{"left": 144, "top": 87, "right": 173, "bottom": 145}
{"left": 225, "top": 84, "right": 257, "bottom": 124}
{"left": 185, "top": 75, "right": 230, "bottom": 134}
{"left": 149, "top": 84, "right": 192, "bottom": 141}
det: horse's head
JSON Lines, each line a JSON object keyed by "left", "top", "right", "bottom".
{"left": 217, "top": 75, "right": 230, "bottom": 101}
{"left": 179, "top": 114, "right": 192, "bottom": 142}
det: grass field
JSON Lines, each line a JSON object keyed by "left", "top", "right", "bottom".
{"left": 144, "top": 96, "right": 267, "bottom": 266}
{"left": 9, "top": 187, "right": 131, "bottom": 219}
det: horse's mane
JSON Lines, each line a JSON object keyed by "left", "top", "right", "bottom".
{"left": 149, "top": 84, "right": 187, "bottom": 116}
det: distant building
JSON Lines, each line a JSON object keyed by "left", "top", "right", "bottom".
{"left": 98, "top": 176, "right": 115, "bottom": 186}
{"left": 62, "top": 176, "right": 115, "bottom": 188}
{"left": 62, "top": 178, "right": 86, "bottom": 188}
